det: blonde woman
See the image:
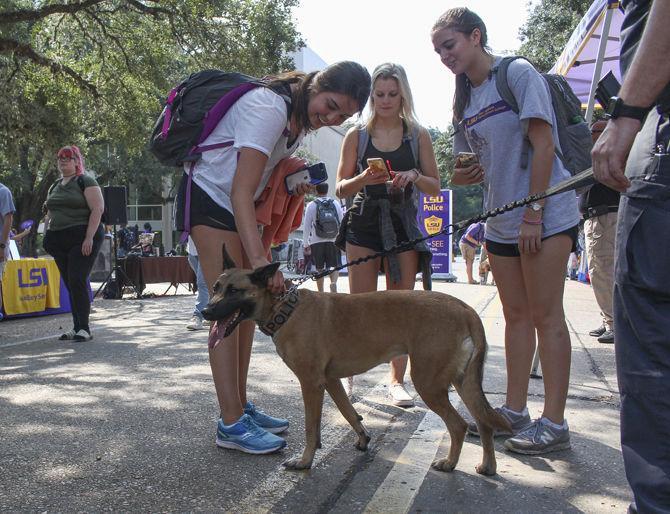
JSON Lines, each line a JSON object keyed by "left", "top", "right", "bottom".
{"left": 336, "top": 63, "right": 440, "bottom": 406}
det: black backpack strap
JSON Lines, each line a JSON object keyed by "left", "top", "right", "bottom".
{"left": 493, "top": 56, "right": 524, "bottom": 114}
{"left": 267, "top": 81, "right": 293, "bottom": 123}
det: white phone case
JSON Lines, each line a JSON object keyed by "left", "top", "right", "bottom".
{"left": 285, "top": 170, "right": 311, "bottom": 194}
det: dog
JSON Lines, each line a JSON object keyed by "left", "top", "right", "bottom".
{"left": 479, "top": 257, "right": 494, "bottom": 286}
{"left": 201, "top": 249, "right": 511, "bottom": 476}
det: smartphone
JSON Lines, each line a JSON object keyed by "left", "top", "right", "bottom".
{"left": 367, "top": 157, "right": 392, "bottom": 179}
{"left": 457, "top": 152, "right": 479, "bottom": 167}
{"left": 285, "top": 162, "right": 328, "bottom": 194}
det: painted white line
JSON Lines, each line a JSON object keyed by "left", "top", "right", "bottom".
{"left": 363, "top": 409, "right": 448, "bottom": 514}
{"left": 240, "top": 381, "right": 393, "bottom": 513}
{"left": 0, "top": 334, "right": 57, "bottom": 348}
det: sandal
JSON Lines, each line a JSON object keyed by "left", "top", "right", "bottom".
{"left": 58, "top": 329, "right": 77, "bottom": 340}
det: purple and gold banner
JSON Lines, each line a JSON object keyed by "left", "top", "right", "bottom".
{"left": 418, "top": 189, "right": 455, "bottom": 280}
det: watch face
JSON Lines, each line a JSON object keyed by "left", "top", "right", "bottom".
{"left": 606, "top": 97, "right": 620, "bottom": 117}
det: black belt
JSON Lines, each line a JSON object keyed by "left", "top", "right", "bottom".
{"left": 582, "top": 205, "right": 618, "bottom": 220}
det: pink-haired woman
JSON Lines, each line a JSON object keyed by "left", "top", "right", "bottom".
{"left": 43, "top": 145, "right": 105, "bottom": 341}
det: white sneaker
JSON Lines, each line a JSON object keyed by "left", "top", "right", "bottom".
{"left": 186, "top": 316, "right": 204, "bottom": 330}
{"left": 341, "top": 376, "right": 354, "bottom": 397}
{"left": 389, "top": 383, "right": 414, "bottom": 407}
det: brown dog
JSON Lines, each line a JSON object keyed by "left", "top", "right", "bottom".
{"left": 202, "top": 252, "right": 510, "bottom": 475}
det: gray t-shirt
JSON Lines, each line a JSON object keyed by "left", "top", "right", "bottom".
{"left": 454, "top": 57, "right": 579, "bottom": 244}
{"left": 0, "top": 183, "right": 16, "bottom": 260}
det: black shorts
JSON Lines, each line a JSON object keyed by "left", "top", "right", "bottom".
{"left": 486, "top": 225, "right": 579, "bottom": 257}
{"left": 311, "top": 241, "right": 341, "bottom": 269}
{"left": 175, "top": 173, "right": 237, "bottom": 232}
{"left": 345, "top": 204, "right": 409, "bottom": 253}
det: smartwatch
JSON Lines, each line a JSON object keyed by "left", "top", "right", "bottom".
{"left": 605, "top": 97, "right": 650, "bottom": 123}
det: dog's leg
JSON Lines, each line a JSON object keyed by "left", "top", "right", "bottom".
{"left": 454, "top": 381, "right": 498, "bottom": 476}
{"left": 412, "top": 372, "right": 467, "bottom": 473}
{"left": 325, "top": 378, "right": 371, "bottom": 451}
{"left": 283, "top": 381, "right": 325, "bottom": 471}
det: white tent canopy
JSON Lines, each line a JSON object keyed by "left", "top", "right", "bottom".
{"left": 550, "top": 0, "right": 624, "bottom": 122}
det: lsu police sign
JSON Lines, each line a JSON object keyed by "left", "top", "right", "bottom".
{"left": 1, "top": 259, "right": 61, "bottom": 315}
{"left": 417, "top": 190, "right": 455, "bottom": 280}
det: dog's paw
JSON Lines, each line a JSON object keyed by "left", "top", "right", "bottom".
{"left": 282, "top": 457, "right": 312, "bottom": 471}
{"left": 431, "top": 458, "right": 457, "bottom": 472}
{"left": 355, "top": 430, "right": 371, "bottom": 451}
{"left": 475, "top": 462, "right": 496, "bottom": 476}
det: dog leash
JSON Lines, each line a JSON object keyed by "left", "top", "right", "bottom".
{"left": 280, "top": 168, "right": 595, "bottom": 297}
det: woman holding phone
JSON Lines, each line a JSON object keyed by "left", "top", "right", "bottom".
{"left": 335, "top": 62, "right": 440, "bottom": 406}
{"left": 176, "top": 61, "right": 371, "bottom": 455}
{"left": 431, "top": 8, "right": 579, "bottom": 455}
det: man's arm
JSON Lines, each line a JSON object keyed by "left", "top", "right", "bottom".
{"left": 1, "top": 211, "right": 13, "bottom": 262}
{"left": 592, "top": 0, "right": 670, "bottom": 191}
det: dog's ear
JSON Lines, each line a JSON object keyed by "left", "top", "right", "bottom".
{"left": 249, "top": 262, "right": 281, "bottom": 288}
{"left": 222, "top": 244, "right": 238, "bottom": 270}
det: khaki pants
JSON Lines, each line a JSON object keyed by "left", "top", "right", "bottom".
{"left": 584, "top": 211, "right": 617, "bottom": 330}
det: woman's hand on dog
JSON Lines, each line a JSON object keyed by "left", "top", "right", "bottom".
{"left": 268, "top": 266, "right": 286, "bottom": 294}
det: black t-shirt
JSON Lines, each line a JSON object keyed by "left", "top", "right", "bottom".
{"left": 621, "top": 0, "right": 670, "bottom": 109}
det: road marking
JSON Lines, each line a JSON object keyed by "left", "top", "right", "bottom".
{"left": 363, "top": 408, "right": 448, "bottom": 514}
{"left": 240, "top": 382, "right": 393, "bottom": 513}
{"left": 0, "top": 334, "right": 57, "bottom": 348}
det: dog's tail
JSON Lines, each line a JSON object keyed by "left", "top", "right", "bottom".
{"left": 461, "top": 316, "right": 512, "bottom": 434}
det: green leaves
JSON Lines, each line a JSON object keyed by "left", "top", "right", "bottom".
{"left": 518, "top": 0, "right": 592, "bottom": 72}
{"left": 0, "top": 0, "right": 302, "bottom": 248}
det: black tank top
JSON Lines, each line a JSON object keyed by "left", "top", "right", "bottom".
{"left": 359, "top": 137, "right": 416, "bottom": 200}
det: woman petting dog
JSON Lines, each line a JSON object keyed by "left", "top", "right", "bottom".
{"left": 175, "top": 61, "right": 371, "bottom": 455}
{"left": 432, "top": 8, "right": 580, "bottom": 454}
{"left": 335, "top": 63, "right": 441, "bottom": 407}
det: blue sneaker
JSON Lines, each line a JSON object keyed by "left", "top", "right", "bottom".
{"left": 244, "top": 401, "right": 289, "bottom": 434}
{"left": 216, "top": 414, "right": 286, "bottom": 454}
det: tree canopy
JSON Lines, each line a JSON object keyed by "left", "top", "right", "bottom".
{"left": 0, "top": 0, "right": 302, "bottom": 255}
{"left": 518, "top": 0, "right": 593, "bottom": 71}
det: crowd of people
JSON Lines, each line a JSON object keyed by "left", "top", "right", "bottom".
{"left": 1, "top": 1, "right": 668, "bottom": 510}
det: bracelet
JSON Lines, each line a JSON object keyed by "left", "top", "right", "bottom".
{"left": 413, "top": 170, "right": 420, "bottom": 182}
{"left": 522, "top": 217, "right": 543, "bottom": 225}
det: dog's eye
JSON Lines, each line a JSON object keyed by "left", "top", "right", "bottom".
{"left": 228, "top": 286, "right": 238, "bottom": 294}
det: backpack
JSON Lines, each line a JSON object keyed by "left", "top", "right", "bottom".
{"left": 47, "top": 175, "right": 108, "bottom": 224}
{"left": 149, "top": 70, "right": 292, "bottom": 167}
{"left": 493, "top": 56, "right": 593, "bottom": 177}
{"left": 314, "top": 197, "right": 340, "bottom": 238}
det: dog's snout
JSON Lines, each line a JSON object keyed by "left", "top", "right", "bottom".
{"left": 201, "top": 305, "right": 214, "bottom": 320}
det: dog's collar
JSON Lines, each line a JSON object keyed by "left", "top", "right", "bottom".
{"left": 258, "top": 289, "right": 299, "bottom": 337}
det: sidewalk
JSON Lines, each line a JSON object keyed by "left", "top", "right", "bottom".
{"left": 0, "top": 257, "right": 630, "bottom": 512}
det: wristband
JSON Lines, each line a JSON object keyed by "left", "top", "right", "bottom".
{"left": 522, "top": 217, "right": 543, "bottom": 225}
{"left": 413, "top": 170, "right": 420, "bottom": 182}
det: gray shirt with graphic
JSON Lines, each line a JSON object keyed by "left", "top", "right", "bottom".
{"left": 454, "top": 57, "right": 580, "bottom": 244}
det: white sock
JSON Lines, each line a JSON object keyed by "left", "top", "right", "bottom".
{"left": 541, "top": 417, "right": 567, "bottom": 430}
{"left": 503, "top": 405, "right": 528, "bottom": 416}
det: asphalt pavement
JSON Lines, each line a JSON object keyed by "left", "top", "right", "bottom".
{"left": 0, "top": 258, "right": 630, "bottom": 513}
